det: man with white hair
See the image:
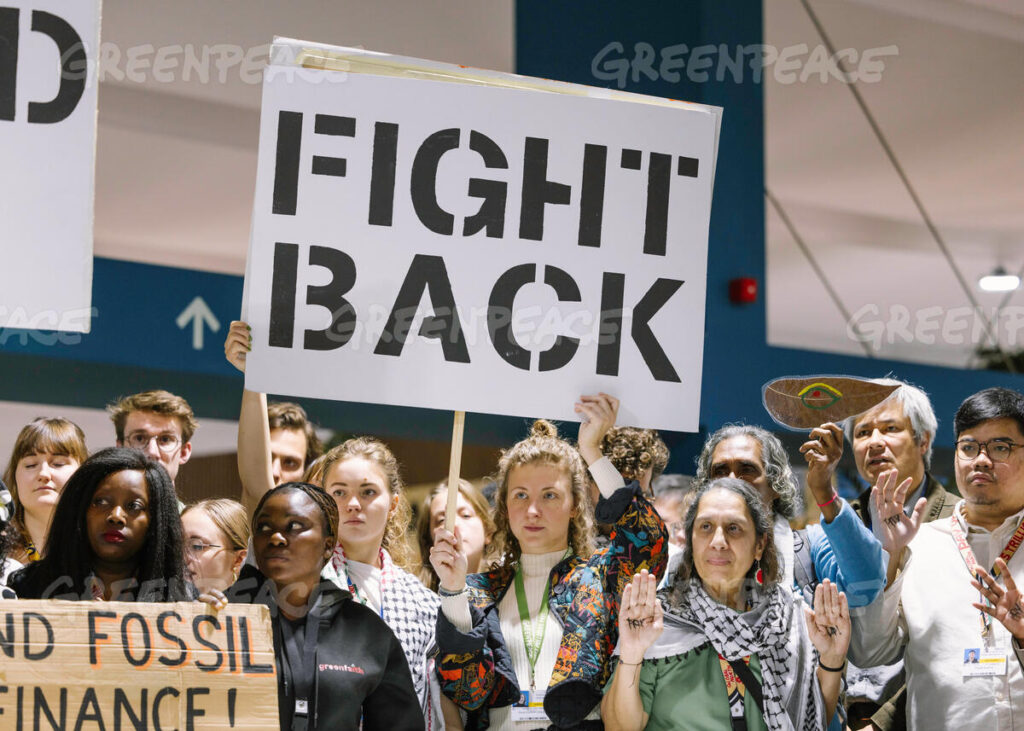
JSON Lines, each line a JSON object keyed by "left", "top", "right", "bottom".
{"left": 844, "top": 378, "right": 959, "bottom": 730}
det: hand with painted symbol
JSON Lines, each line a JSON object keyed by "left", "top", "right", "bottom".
{"left": 804, "top": 579, "right": 850, "bottom": 670}
{"left": 871, "top": 469, "right": 926, "bottom": 557}
{"left": 972, "top": 558, "right": 1024, "bottom": 641}
{"left": 616, "top": 570, "right": 663, "bottom": 664}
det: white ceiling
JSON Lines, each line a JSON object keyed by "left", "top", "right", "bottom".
{"left": 765, "top": 0, "right": 1024, "bottom": 367}
{"left": 93, "top": 0, "right": 515, "bottom": 272}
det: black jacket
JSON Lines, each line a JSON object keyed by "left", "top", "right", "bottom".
{"left": 228, "top": 566, "right": 424, "bottom": 731}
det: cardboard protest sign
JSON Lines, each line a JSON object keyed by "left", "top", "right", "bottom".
{"left": 0, "top": 601, "right": 278, "bottom": 729}
{"left": 762, "top": 375, "right": 899, "bottom": 430}
{"left": 242, "top": 40, "right": 721, "bottom": 432}
{"left": 0, "top": 0, "right": 100, "bottom": 333}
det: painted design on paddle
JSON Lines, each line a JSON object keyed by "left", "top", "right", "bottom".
{"left": 797, "top": 382, "right": 843, "bottom": 410}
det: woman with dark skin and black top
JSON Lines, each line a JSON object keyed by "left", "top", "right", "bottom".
{"left": 224, "top": 482, "right": 424, "bottom": 731}
{"left": 10, "top": 447, "right": 193, "bottom": 601}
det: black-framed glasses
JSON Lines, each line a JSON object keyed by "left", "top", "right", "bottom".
{"left": 955, "top": 439, "right": 1021, "bottom": 462}
{"left": 124, "top": 432, "right": 182, "bottom": 454}
{"left": 185, "top": 541, "right": 222, "bottom": 557}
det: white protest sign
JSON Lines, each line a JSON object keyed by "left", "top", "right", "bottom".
{"left": 0, "top": 0, "right": 100, "bottom": 333}
{"left": 244, "top": 41, "right": 720, "bottom": 432}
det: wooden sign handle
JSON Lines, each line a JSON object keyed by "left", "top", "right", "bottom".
{"left": 444, "top": 410, "right": 466, "bottom": 532}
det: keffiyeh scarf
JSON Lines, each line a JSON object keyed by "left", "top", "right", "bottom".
{"left": 671, "top": 582, "right": 825, "bottom": 731}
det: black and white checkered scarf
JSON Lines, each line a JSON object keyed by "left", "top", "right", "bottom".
{"left": 672, "top": 582, "right": 824, "bottom": 731}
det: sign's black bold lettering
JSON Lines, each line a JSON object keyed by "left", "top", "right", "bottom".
{"left": 411, "top": 128, "right": 460, "bottom": 235}
{"left": 374, "top": 254, "right": 470, "bottom": 362}
{"left": 303, "top": 245, "right": 357, "bottom": 351}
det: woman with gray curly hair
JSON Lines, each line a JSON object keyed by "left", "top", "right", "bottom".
{"left": 602, "top": 478, "right": 851, "bottom": 731}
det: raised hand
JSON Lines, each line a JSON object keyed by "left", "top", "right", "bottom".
{"left": 871, "top": 469, "right": 926, "bottom": 556}
{"left": 799, "top": 423, "right": 844, "bottom": 520}
{"left": 224, "top": 320, "right": 251, "bottom": 373}
{"left": 617, "top": 570, "right": 664, "bottom": 663}
{"left": 575, "top": 393, "right": 620, "bottom": 465}
{"left": 972, "top": 558, "right": 1024, "bottom": 641}
{"left": 805, "top": 579, "right": 850, "bottom": 668}
{"left": 430, "top": 526, "right": 469, "bottom": 594}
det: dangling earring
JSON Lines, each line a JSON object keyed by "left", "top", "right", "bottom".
{"left": 754, "top": 558, "right": 764, "bottom": 586}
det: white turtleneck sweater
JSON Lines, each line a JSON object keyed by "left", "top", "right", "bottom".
{"left": 440, "top": 457, "right": 623, "bottom": 729}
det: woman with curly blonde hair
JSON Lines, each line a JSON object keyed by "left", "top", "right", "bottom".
{"left": 318, "top": 436, "right": 441, "bottom": 727}
{"left": 431, "top": 394, "right": 668, "bottom": 730}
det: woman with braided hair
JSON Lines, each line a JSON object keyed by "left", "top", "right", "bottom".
{"left": 602, "top": 477, "right": 851, "bottom": 731}
{"left": 430, "top": 394, "right": 667, "bottom": 730}
{"left": 226, "top": 481, "right": 423, "bottom": 731}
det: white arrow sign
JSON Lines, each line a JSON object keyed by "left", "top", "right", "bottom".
{"left": 176, "top": 296, "right": 221, "bottom": 350}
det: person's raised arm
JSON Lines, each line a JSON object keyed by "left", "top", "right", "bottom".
{"left": 224, "top": 320, "right": 274, "bottom": 517}
{"left": 601, "top": 571, "right": 660, "bottom": 731}
{"left": 799, "top": 422, "right": 843, "bottom": 523}
{"left": 872, "top": 469, "right": 926, "bottom": 586}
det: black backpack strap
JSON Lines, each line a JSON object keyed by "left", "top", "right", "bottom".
{"left": 727, "top": 658, "right": 764, "bottom": 716}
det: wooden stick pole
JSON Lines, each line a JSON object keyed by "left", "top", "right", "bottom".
{"left": 444, "top": 410, "right": 466, "bottom": 532}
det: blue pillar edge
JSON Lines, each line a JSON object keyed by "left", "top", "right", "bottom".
{"left": 515, "top": 0, "right": 1024, "bottom": 473}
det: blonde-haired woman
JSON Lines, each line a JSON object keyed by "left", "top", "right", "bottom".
{"left": 181, "top": 499, "right": 249, "bottom": 593}
{"left": 319, "top": 437, "right": 442, "bottom": 727}
{"left": 430, "top": 394, "right": 668, "bottom": 730}
{"left": 417, "top": 479, "right": 496, "bottom": 592}
{"left": 3, "top": 418, "right": 88, "bottom": 563}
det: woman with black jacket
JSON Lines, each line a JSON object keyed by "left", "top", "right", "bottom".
{"left": 226, "top": 481, "right": 424, "bottom": 731}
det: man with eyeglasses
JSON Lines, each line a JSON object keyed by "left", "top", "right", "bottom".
{"left": 841, "top": 379, "right": 959, "bottom": 731}
{"left": 108, "top": 389, "right": 197, "bottom": 486}
{"left": 850, "top": 387, "right": 1024, "bottom": 730}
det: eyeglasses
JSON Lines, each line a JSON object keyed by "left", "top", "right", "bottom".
{"left": 124, "top": 432, "right": 182, "bottom": 454}
{"left": 185, "top": 541, "right": 222, "bottom": 557}
{"left": 955, "top": 439, "right": 1021, "bottom": 462}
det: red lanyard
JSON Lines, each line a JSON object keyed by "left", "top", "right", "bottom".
{"left": 950, "top": 507, "right": 1024, "bottom": 638}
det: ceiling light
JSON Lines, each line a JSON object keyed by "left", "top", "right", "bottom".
{"left": 979, "top": 266, "right": 1020, "bottom": 293}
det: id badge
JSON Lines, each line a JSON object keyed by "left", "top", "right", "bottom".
{"left": 511, "top": 689, "right": 548, "bottom": 722}
{"left": 961, "top": 647, "right": 1007, "bottom": 677}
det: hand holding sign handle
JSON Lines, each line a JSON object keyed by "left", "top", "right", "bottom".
{"left": 444, "top": 411, "right": 466, "bottom": 532}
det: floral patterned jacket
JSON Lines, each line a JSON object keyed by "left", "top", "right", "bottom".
{"left": 435, "top": 482, "right": 667, "bottom": 729}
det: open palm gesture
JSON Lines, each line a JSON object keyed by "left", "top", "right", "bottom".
{"left": 805, "top": 580, "right": 850, "bottom": 668}
{"left": 617, "top": 570, "right": 663, "bottom": 664}
{"left": 872, "top": 469, "right": 926, "bottom": 556}
{"left": 972, "top": 558, "right": 1024, "bottom": 641}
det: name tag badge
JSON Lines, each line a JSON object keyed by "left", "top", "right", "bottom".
{"left": 511, "top": 689, "right": 548, "bottom": 722}
{"left": 961, "top": 648, "right": 1007, "bottom": 677}
{"left": 295, "top": 699, "right": 309, "bottom": 716}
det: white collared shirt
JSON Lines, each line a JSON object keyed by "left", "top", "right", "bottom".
{"left": 850, "top": 501, "right": 1024, "bottom": 730}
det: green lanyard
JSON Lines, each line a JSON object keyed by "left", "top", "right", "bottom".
{"left": 513, "top": 552, "right": 567, "bottom": 690}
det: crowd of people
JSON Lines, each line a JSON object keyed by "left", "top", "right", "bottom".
{"left": 0, "top": 323, "right": 1022, "bottom": 730}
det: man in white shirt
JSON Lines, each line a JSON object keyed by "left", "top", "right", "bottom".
{"left": 849, "top": 386, "right": 1024, "bottom": 730}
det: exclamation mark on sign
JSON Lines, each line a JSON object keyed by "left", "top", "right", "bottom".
{"left": 228, "top": 688, "right": 236, "bottom": 727}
